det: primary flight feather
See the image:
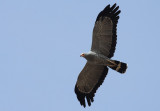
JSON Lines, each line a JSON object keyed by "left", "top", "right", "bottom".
{"left": 75, "top": 3, "right": 128, "bottom": 107}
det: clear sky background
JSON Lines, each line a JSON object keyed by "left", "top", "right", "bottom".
{"left": 0, "top": 0, "right": 160, "bottom": 111}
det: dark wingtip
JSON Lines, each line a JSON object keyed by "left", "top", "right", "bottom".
{"left": 95, "top": 3, "right": 121, "bottom": 58}
{"left": 74, "top": 85, "right": 93, "bottom": 108}
{"left": 96, "top": 3, "right": 121, "bottom": 22}
{"left": 75, "top": 67, "right": 108, "bottom": 107}
{"left": 86, "top": 96, "right": 91, "bottom": 106}
{"left": 104, "top": 4, "right": 110, "bottom": 10}
{"left": 110, "top": 3, "right": 117, "bottom": 11}
{"left": 115, "top": 10, "right": 121, "bottom": 17}
{"left": 74, "top": 85, "right": 86, "bottom": 107}
{"left": 113, "top": 3, "right": 117, "bottom": 6}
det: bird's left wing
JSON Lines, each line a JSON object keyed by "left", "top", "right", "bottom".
{"left": 75, "top": 62, "right": 108, "bottom": 107}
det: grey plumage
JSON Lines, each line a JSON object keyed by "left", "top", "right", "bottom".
{"left": 82, "top": 51, "right": 110, "bottom": 65}
{"left": 75, "top": 3, "right": 128, "bottom": 107}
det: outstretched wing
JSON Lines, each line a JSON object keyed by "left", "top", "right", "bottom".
{"left": 91, "top": 3, "right": 121, "bottom": 58}
{"left": 75, "top": 62, "right": 108, "bottom": 107}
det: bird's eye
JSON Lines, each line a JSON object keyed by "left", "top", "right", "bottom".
{"left": 81, "top": 53, "right": 85, "bottom": 57}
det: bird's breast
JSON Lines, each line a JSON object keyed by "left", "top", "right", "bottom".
{"left": 87, "top": 54, "right": 107, "bottom": 65}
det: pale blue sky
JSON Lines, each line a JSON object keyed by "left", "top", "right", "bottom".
{"left": 0, "top": 0, "right": 160, "bottom": 111}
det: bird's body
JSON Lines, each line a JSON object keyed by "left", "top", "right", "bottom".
{"left": 82, "top": 51, "right": 110, "bottom": 66}
{"left": 75, "top": 3, "right": 128, "bottom": 107}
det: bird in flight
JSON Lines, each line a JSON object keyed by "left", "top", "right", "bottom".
{"left": 75, "top": 3, "right": 128, "bottom": 107}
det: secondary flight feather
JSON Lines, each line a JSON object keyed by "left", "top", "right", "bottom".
{"left": 75, "top": 3, "right": 128, "bottom": 107}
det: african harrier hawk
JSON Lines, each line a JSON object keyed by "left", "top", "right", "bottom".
{"left": 75, "top": 3, "right": 127, "bottom": 107}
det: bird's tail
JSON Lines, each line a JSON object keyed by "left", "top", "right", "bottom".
{"left": 107, "top": 60, "right": 127, "bottom": 73}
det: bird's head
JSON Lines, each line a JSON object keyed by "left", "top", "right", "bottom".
{"left": 80, "top": 53, "right": 86, "bottom": 57}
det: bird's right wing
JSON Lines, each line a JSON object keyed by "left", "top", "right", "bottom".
{"left": 91, "top": 4, "right": 121, "bottom": 58}
{"left": 75, "top": 62, "right": 108, "bottom": 107}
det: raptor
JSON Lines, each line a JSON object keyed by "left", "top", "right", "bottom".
{"left": 75, "top": 3, "right": 127, "bottom": 107}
